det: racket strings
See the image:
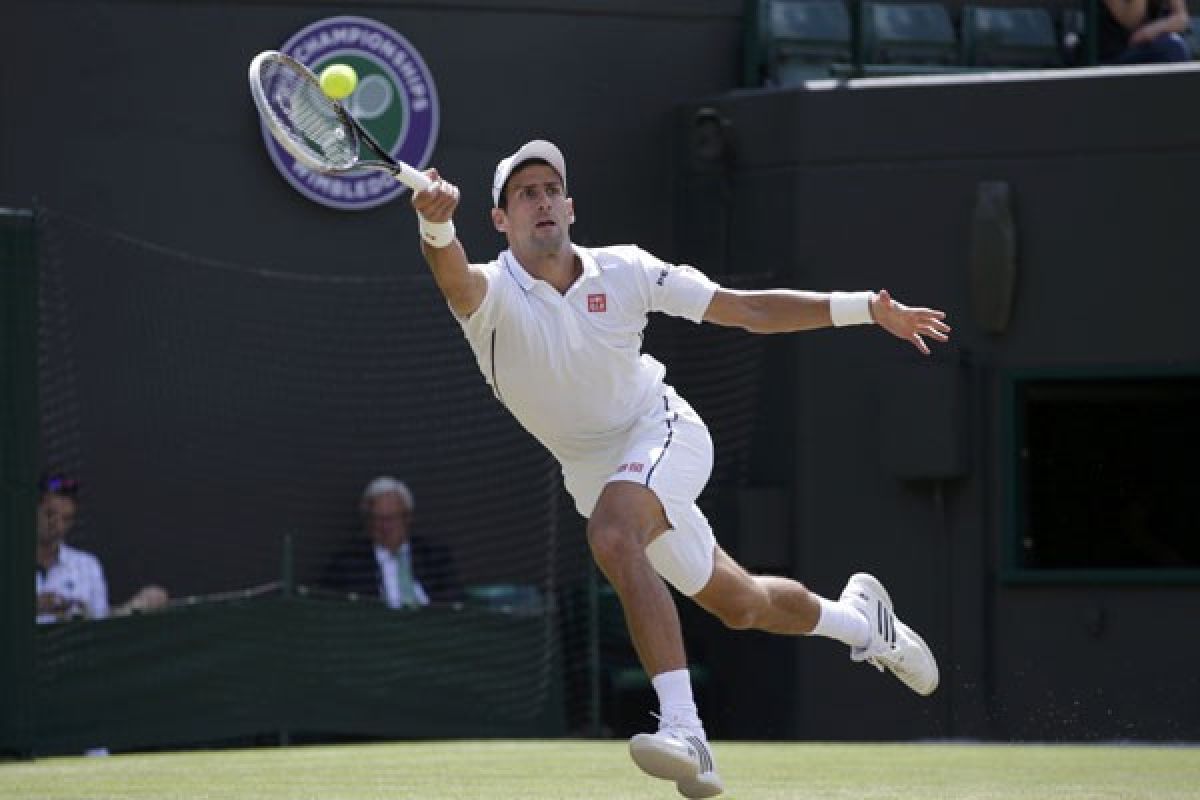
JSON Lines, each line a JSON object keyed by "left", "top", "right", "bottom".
{"left": 257, "top": 56, "right": 358, "bottom": 170}
{"left": 288, "top": 81, "right": 358, "bottom": 166}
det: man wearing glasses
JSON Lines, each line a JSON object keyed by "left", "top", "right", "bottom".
{"left": 323, "top": 476, "right": 461, "bottom": 608}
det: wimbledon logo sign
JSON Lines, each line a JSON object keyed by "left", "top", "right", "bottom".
{"left": 262, "top": 16, "right": 440, "bottom": 211}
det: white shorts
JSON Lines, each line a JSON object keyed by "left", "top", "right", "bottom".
{"left": 562, "top": 387, "right": 717, "bottom": 596}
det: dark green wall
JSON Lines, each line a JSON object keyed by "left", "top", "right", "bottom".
{"left": 5, "top": 0, "right": 1200, "bottom": 748}
{"left": 0, "top": 210, "right": 37, "bottom": 756}
{"left": 676, "top": 67, "right": 1200, "bottom": 740}
{"left": 3, "top": 0, "right": 744, "bottom": 275}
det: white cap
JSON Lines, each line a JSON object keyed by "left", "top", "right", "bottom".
{"left": 360, "top": 475, "right": 414, "bottom": 512}
{"left": 492, "top": 139, "right": 567, "bottom": 207}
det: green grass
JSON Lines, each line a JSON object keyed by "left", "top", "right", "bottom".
{"left": 1, "top": 740, "right": 1198, "bottom": 799}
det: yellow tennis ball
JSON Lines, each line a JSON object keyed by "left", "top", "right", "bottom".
{"left": 318, "top": 64, "right": 357, "bottom": 100}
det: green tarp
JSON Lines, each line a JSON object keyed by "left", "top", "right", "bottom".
{"left": 31, "top": 596, "right": 565, "bottom": 754}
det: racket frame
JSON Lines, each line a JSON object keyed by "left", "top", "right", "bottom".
{"left": 248, "top": 50, "right": 432, "bottom": 192}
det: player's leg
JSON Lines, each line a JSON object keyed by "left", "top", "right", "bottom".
{"left": 691, "top": 548, "right": 939, "bottom": 696}
{"left": 586, "top": 481, "right": 721, "bottom": 799}
{"left": 583, "top": 392, "right": 724, "bottom": 798}
{"left": 586, "top": 479, "right": 685, "bottom": 679}
{"left": 691, "top": 547, "right": 857, "bottom": 637}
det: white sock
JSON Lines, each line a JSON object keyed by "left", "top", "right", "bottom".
{"left": 811, "top": 595, "right": 870, "bottom": 648}
{"left": 651, "top": 668, "right": 701, "bottom": 728}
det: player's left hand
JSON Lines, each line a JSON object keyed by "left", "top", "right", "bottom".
{"left": 871, "top": 289, "right": 951, "bottom": 355}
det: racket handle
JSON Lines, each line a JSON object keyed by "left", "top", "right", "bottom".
{"left": 392, "top": 162, "right": 434, "bottom": 192}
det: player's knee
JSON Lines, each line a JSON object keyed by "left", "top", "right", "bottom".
{"left": 587, "top": 520, "right": 642, "bottom": 573}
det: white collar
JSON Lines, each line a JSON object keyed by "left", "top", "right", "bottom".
{"left": 373, "top": 542, "right": 411, "bottom": 562}
{"left": 501, "top": 244, "right": 598, "bottom": 293}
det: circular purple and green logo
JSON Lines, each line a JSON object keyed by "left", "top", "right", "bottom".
{"left": 263, "top": 16, "right": 440, "bottom": 211}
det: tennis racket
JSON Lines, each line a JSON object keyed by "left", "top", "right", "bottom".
{"left": 247, "top": 50, "right": 432, "bottom": 192}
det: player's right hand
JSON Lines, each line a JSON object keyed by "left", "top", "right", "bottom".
{"left": 412, "top": 169, "right": 460, "bottom": 224}
{"left": 37, "top": 591, "right": 67, "bottom": 613}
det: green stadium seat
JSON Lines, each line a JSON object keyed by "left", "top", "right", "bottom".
{"left": 862, "top": 1, "right": 959, "bottom": 69}
{"left": 464, "top": 583, "right": 545, "bottom": 615}
{"left": 765, "top": 0, "right": 853, "bottom": 84}
{"left": 962, "top": 6, "right": 1064, "bottom": 68}
{"left": 1186, "top": 16, "right": 1200, "bottom": 59}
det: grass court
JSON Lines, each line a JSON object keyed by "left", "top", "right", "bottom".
{"left": 2, "top": 739, "right": 1198, "bottom": 799}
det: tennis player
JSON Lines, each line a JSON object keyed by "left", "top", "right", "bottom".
{"left": 412, "top": 140, "right": 949, "bottom": 798}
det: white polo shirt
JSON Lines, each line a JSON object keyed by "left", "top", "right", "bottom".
{"left": 36, "top": 544, "right": 110, "bottom": 624}
{"left": 456, "top": 244, "right": 718, "bottom": 465}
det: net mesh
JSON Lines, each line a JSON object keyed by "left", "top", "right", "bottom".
{"left": 254, "top": 54, "right": 358, "bottom": 170}
{"left": 34, "top": 207, "right": 772, "bottom": 748}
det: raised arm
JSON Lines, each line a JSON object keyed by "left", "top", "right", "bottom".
{"left": 1130, "top": 0, "right": 1190, "bottom": 42}
{"left": 410, "top": 169, "right": 487, "bottom": 318}
{"left": 703, "top": 287, "right": 950, "bottom": 355}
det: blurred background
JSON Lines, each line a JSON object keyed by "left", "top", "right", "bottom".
{"left": 2, "top": 0, "right": 1198, "bottom": 757}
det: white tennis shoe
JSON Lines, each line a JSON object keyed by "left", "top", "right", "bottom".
{"left": 840, "top": 572, "right": 939, "bottom": 696}
{"left": 629, "top": 714, "right": 724, "bottom": 798}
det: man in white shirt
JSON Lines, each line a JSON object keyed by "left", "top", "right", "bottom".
{"left": 36, "top": 474, "right": 109, "bottom": 624}
{"left": 35, "top": 474, "right": 169, "bottom": 625}
{"left": 411, "top": 140, "right": 950, "bottom": 798}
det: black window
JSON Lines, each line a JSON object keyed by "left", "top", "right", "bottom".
{"left": 1014, "top": 375, "right": 1200, "bottom": 574}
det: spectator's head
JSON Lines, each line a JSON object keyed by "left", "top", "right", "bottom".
{"left": 360, "top": 476, "right": 414, "bottom": 552}
{"left": 37, "top": 472, "right": 79, "bottom": 549}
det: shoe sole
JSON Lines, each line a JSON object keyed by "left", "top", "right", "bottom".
{"left": 896, "top": 619, "right": 939, "bottom": 696}
{"left": 677, "top": 773, "right": 725, "bottom": 798}
{"left": 629, "top": 734, "right": 698, "bottom": 782}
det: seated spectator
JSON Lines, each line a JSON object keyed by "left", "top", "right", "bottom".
{"left": 36, "top": 474, "right": 107, "bottom": 623}
{"left": 322, "top": 476, "right": 462, "bottom": 607}
{"left": 35, "top": 472, "right": 169, "bottom": 624}
{"left": 1099, "top": 0, "right": 1192, "bottom": 64}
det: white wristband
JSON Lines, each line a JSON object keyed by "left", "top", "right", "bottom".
{"left": 829, "top": 291, "right": 875, "bottom": 327}
{"left": 418, "top": 216, "right": 456, "bottom": 248}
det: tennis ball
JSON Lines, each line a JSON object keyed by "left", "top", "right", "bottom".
{"left": 319, "top": 64, "right": 358, "bottom": 100}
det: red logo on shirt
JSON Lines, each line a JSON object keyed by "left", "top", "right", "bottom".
{"left": 587, "top": 293, "right": 607, "bottom": 312}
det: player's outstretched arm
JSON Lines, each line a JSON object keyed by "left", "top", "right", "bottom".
{"left": 704, "top": 287, "right": 950, "bottom": 354}
{"left": 412, "top": 169, "right": 486, "bottom": 318}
